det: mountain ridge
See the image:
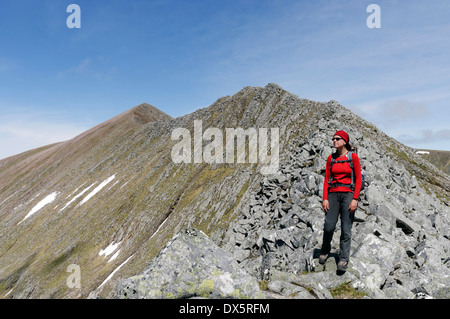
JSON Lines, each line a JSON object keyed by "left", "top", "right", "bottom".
{"left": 415, "top": 149, "right": 450, "bottom": 175}
{"left": 0, "top": 83, "right": 448, "bottom": 299}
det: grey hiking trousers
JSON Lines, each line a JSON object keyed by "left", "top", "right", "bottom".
{"left": 321, "top": 192, "right": 355, "bottom": 262}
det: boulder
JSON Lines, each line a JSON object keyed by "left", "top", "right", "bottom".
{"left": 117, "top": 229, "right": 262, "bottom": 299}
{"left": 351, "top": 234, "right": 405, "bottom": 282}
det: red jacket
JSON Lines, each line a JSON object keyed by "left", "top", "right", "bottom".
{"left": 323, "top": 152, "right": 362, "bottom": 200}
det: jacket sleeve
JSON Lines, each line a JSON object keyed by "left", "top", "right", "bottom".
{"left": 323, "top": 155, "right": 331, "bottom": 200}
{"left": 352, "top": 153, "right": 362, "bottom": 200}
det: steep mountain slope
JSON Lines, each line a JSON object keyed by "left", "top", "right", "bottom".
{"left": 415, "top": 149, "right": 450, "bottom": 175}
{"left": 0, "top": 84, "right": 448, "bottom": 299}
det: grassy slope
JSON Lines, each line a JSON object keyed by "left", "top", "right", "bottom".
{"left": 415, "top": 149, "right": 450, "bottom": 175}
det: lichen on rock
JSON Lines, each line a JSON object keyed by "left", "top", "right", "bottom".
{"left": 117, "top": 228, "right": 262, "bottom": 299}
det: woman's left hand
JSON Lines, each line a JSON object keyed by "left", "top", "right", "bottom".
{"left": 349, "top": 199, "right": 358, "bottom": 213}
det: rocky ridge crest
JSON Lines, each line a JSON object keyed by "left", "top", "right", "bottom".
{"left": 0, "top": 84, "right": 448, "bottom": 299}
{"left": 117, "top": 85, "right": 449, "bottom": 299}
{"left": 224, "top": 111, "right": 450, "bottom": 298}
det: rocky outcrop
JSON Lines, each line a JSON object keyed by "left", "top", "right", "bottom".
{"left": 119, "top": 107, "right": 449, "bottom": 299}
{"left": 225, "top": 117, "right": 450, "bottom": 299}
{"left": 117, "top": 229, "right": 262, "bottom": 299}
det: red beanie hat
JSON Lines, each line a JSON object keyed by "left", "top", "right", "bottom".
{"left": 334, "top": 130, "right": 349, "bottom": 143}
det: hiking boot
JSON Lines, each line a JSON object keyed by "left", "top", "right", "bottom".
{"left": 337, "top": 260, "right": 348, "bottom": 272}
{"left": 319, "top": 253, "right": 328, "bottom": 265}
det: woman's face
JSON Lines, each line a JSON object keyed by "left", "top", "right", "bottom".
{"left": 332, "top": 135, "right": 346, "bottom": 149}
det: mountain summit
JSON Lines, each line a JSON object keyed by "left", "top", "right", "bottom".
{"left": 0, "top": 84, "right": 448, "bottom": 299}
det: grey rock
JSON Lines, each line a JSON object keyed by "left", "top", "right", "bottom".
{"left": 225, "top": 120, "right": 449, "bottom": 299}
{"left": 265, "top": 280, "right": 315, "bottom": 299}
{"left": 117, "top": 229, "right": 262, "bottom": 299}
{"left": 382, "top": 280, "right": 415, "bottom": 299}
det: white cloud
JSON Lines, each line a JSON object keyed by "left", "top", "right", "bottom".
{"left": 349, "top": 96, "right": 449, "bottom": 151}
{"left": 352, "top": 98, "right": 431, "bottom": 125}
{"left": 381, "top": 100, "right": 430, "bottom": 123}
{"left": 398, "top": 129, "right": 450, "bottom": 146}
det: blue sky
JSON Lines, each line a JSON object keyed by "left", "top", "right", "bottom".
{"left": 0, "top": 0, "right": 449, "bottom": 159}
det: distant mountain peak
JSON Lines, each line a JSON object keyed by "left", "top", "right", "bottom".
{"left": 112, "top": 102, "right": 173, "bottom": 125}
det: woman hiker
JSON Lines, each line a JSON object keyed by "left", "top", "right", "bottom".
{"left": 320, "top": 130, "right": 362, "bottom": 272}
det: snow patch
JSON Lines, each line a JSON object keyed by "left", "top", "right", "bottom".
{"left": 4, "top": 289, "right": 13, "bottom": 297}
{"left": 98, "top": 255, "right": 133, "bottom": 289}
{"left": 149, "top": 216, "right": 169, "bottom": 241}
{"left": 120, "top": 181, "right": 130, "bottom": 189}
{"left": 108, "top": 250, "right": 120, "bottom": 263}
{"left": 27, "top": 193, "right": 40, "bottom": 204}
{"left": 79, "top": 174, "right": 116, "bottom": 205}
{"left": 65, "top": 181, "right": 87, "bottom": 199}
{"left": 107, "top": 180, "right": 120, "bottom": 191}
{"left": 99, "top": 241, "right": 121, "bottom": 257}
{"left": 0, "top": 194, "right": 14, "bottom": 206}
{"left": 18, "top": 191, "right": 59, "bottom": 224}
{"left": 59, "top": 182, "right": 96, "bottom": 213}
